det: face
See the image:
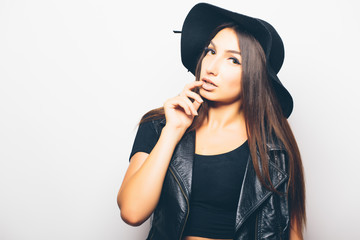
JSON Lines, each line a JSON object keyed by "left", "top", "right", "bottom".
{"left": 199, "top": 27, "right": 242, "bottom": 104}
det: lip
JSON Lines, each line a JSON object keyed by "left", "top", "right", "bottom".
{"left": 201, "top": 78, "right": 218, "bottom": 91}
{"left": 202, "top": 78, "right": 217, "bottom": 87}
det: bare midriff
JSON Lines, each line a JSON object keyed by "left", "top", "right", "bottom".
{"left": 183, "top": 236, "right": 232, "bottom": 240}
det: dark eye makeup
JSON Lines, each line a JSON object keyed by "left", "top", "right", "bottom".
{"left": 230, "top": 57, "right": 241, "bottom": 65}
{"left": 204, "top": 47, "right": 241, "bottom": 65}
{"left": 204, "top": 47, "right": 216, "bottom": 55}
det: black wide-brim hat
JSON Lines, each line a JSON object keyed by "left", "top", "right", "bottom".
{"left": 179, "top": 3, "right": 293, "bottom": 118}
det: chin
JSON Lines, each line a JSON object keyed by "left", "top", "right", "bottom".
{"left": 199, "top": 89, "right": 222, "bottom": 101}
{"left": 201, "top": 92, "right": 241, "bottom": 106}
{"left": 199, "top": 89, "right": 213, "bottom": 100}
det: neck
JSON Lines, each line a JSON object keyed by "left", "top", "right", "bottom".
{"left": 204, "top": 100, "right": 245, "bottom": 130}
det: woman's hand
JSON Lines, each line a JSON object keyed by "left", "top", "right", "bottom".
{"left": 163, "top": 81, "right": 204, "bottom": 132}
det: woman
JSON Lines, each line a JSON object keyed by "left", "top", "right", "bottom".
{"left": 117, "top": 3, "right": 306, "bottom": 240}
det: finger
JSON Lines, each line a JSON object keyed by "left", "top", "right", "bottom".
{"left": 180, "top": 95, "right": 198, "bottom": 116}
{"left": 176, "top": 97, "right": 195, "bottom": 116}
{"left": 182, "top": 90, "right": 203, "bottom": 103}
{"left": 192, "top": 99, "right": 202, "bottom": 112}
{"left": 184, "top": 80, "right": 204, "bottom": 91}
{"left": 166, "top": 96, "right": 192, "bottom": 116}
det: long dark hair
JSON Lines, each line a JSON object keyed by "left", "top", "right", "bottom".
{"left": 140, "top": 23, "right": 306, "bottom": 236}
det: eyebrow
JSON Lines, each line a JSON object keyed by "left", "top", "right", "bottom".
{"left": 210, "top": 41, "right": 241, "bottom": 55}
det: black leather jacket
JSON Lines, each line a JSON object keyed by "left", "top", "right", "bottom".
{"left": 147, "top": 119, "right": 290, "bottom": 240}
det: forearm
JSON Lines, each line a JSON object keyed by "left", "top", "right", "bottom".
{"left": 289, "top": 217, "right": 303, "bottom": 240}
{"left": 118, "top": 125, "right": 184, "bottom": 225}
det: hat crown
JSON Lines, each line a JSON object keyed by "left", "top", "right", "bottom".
{"left": 181, "top": 3, "right": 284, "bottom": 75}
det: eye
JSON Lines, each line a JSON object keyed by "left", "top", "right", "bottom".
{"left": 229, "top": 57, "right": 241, "bottom": 65}
{"left": 204, "top": 47, "right": 215, "bottom": 55}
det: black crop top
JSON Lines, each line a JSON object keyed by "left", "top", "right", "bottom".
{"left": 129, "top": 121, "right": 249, "bottom": 239}
{"left": 183, "top": 142, "right": 249, "bottom": 239}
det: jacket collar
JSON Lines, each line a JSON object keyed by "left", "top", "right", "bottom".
{"left": 167, "top": 127, "right": 288, "bottom": 231}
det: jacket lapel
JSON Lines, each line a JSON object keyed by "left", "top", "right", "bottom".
{"left": 169, "top": 130, "right": 195, "bottom": 198}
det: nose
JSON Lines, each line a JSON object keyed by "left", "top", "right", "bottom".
{"left": 204, "top": 56, "right": 220, "bottom": 76}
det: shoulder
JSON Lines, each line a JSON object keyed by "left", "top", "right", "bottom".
{"left": 153, "top": 118, "right": 166, "bottom": 133}
{"left": 265, "top": 132, "right": 285, "bottom": 151}
{"left": 140, "top": 117, "right": 166, "bottom": 136}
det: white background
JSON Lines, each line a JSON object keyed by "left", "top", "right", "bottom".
{"left": 1, "top": 0, "right": 359, "bottom": 239}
